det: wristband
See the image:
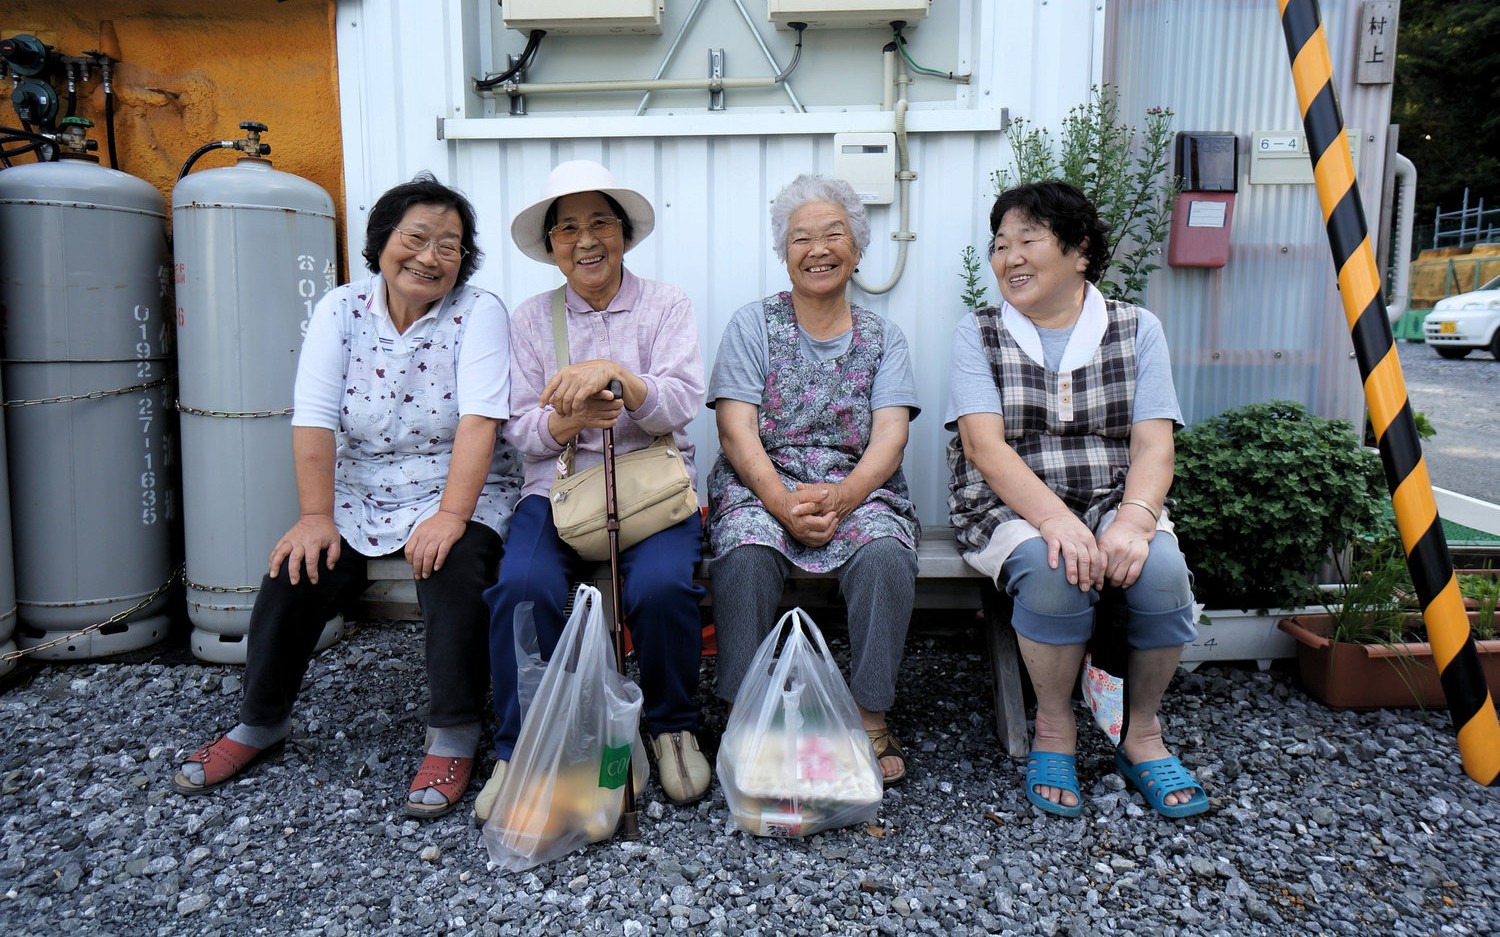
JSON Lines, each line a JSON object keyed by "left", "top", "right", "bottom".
{"left": 1120, "top": 498, "right": 1160, "bottom": 524}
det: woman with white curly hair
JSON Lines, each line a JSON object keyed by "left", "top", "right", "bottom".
{"left": 705, "top": 173, "right": 921, "bottom": 785}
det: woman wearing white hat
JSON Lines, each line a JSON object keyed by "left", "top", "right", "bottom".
{"left": 476, "top": 160, "right": 709, "bottom": 821}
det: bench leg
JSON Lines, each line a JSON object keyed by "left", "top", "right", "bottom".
{"left": 983, "top": 588, "right": 1030, "bottom": 759}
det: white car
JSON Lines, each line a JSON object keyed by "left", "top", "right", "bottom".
{"left": 1424, "top": 273, "right": 1500, "bottom": 360}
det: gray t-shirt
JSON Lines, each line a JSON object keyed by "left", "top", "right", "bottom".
{"left": 708, "top": 299, "right": 921, "bottom": 418}
{"left": 943, "top": 306, "right": 1182, "bottom": 429}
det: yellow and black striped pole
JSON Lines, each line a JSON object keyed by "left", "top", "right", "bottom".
{"left": 1279, "top": 0, "right": 1499, "bottom": 784}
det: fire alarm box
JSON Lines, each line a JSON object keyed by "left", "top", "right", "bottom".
{"left": 1167, "top": 132, "right": 1238, "bottom": 269}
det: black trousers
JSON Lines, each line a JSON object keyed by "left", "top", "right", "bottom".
{"left": 240, "top": 521, "right": 502, "bottom": 729}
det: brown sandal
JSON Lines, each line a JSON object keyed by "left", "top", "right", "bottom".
{"left": 173, "top": 735, "right": 284, "bottom": 795}
{"left": 865, "top": 727, "right": 907, "bottom": 787}
{"left": 405, "top": 754, "right": 474, "bottom": 819}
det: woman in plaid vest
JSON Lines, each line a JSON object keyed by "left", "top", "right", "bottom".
{"left": 946, "top": 181, "right": 1206, "bottom": 820}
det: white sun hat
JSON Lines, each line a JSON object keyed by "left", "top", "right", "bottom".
{"left": 510, "top": 159, "right": 656, "bottom": 265}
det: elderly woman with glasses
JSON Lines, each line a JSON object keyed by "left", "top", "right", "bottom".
{"left": 475, "top": 160, "right": 708, "bottom": 821}
{"left": 706, "top": 173, "right": 921, "bottom": 786}
{"left": 947, "top": 181, "right": 1204, "bottom": 819}
{"left": 174, "top": 173, "right": 522, "bottom": 819}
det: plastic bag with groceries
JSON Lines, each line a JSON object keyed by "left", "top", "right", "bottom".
{"left": 717, "top": 607, "right": 883, "bottom": 837}
{"left": 482, "top": 585, "right": 646, "bottom": 871}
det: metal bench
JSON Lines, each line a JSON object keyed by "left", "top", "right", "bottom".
{"left": 362, "top": 524, "right": 1029, "bottom": 758}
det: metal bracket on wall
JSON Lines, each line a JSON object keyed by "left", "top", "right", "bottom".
{"left": 508, "top": 53, "right": 528, "bottom": 116}
{"left": 708, "top": 49, "right": 725, "bottom": 111}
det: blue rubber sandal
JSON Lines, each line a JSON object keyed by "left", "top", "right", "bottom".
{"left": 1114, "top": 748, "right": 1210, "bottom": 818}
{"left": 1024, "top": 751, "right": 1083, "bottom": 818}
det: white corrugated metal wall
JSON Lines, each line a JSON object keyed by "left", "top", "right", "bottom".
{"left": 335, "top": 0, "right": 1107, "bottom": 524}
{"left": 333, "top": 0, "right": 1397, "bottom": 525}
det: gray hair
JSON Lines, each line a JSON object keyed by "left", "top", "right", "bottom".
{"left": 769, "top": 173, "right": 871, "bottom": 261}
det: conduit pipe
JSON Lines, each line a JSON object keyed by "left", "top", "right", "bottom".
{"left": 853, "top": 50, "right": 915, "bottom": 296}
{"left": 1386, "top": 152, "right": 1416, "bottom": 324}
{"left": 729, "top": 0, "right": 805, "bottom": 112}
{"left": 634, "top": 0, "right": 713, "bottom": 115}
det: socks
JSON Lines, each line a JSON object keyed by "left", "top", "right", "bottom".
{"left": 178, "top": 719, "right": 291, "bottom": 787}
{"left": 408, "top": 721, "right": 481, "bottom": 806}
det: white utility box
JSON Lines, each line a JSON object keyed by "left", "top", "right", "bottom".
{"left": 502, "top": 0, "right": 665, "bottom": 35}
{"left": 768, "top": 0, "right": 929, "bottom": 29}
{"left": 834, "top": 132, "right": 896, "bottom": 204}
{"left": 1248, "top": 129, "right": 1362, "bottom": 185}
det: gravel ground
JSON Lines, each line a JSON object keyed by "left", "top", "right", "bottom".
{"left": 3, "top": 616, "right": 1500, "bottom": 937}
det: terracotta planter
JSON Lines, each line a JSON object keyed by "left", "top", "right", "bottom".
{"left": 1278, "top": 614, "right": 1500, "bottom": 710}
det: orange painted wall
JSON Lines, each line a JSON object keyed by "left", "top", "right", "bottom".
{"left": 1, "top": 0, "right": 345, "bottom": 271}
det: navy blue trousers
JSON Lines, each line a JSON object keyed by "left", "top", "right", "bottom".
{"left": 486, "top": 495, "right": 705, "bottom": 760}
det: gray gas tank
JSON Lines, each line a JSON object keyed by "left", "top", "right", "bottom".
{"left": 0, "top": 156, "right": 175, "bottom": 658}
{"left": 172, "top": 155, "right": 342, "bottom": 662}
{"left": 0, "top": 366, "right": 14, "bottom": 678}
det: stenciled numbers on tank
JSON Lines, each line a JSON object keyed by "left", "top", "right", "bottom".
{"left": 296, "top": 254, "right": 336, "bottom": 338}
{"left": 135, "top": 302, "right": 160, "bottom": 527}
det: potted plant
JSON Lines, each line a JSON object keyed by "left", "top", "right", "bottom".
{"left": 1278, "top": 543, "right": 1500, "bottom": 709}
{"left": 1169, "top": 401, "right": 1391, "bottom": 669}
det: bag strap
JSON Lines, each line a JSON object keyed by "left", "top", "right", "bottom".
{"left": 550, "top": 287, "right": 577, "bottom": 477}
{"left": 550, "top": 285, "right": 570, "bottom": 372}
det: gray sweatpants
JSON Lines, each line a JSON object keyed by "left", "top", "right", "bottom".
{"left": 711, "top": 538, "right": 918, "bottom": 713}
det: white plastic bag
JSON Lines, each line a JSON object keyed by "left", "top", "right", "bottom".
{"left": 716, "top": 608, "right": 883, "bottom": 837}
{"left": 482, "top": 584, "right": 646, "bottom": 871}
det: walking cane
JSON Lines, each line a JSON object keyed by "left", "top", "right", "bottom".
{"left": 601, "top": 379, "right": 641, "bottom": 839}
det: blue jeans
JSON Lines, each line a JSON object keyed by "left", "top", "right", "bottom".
{"left": 1001, "top": 534, "right": 1196, "bottom": 649}
{"left": 485, "top": 495, "right": 705, "bottom": 760}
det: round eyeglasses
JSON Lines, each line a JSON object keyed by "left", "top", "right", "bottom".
{"left": 395, "top": 228, "right": 467, "bottom": 263}
{"left": 549, "top": 216, "right": 622, "bottom": 245}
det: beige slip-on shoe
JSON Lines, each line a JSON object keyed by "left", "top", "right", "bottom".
{"left": 650, "top": 731, "right": 710, "bottom": 805}
{"left": 472, "top": 759, "right": 508, "bottom": 826}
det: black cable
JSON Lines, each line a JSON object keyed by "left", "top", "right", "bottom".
{"left": 177, "top": 141, "right": 231, "bottom": 180}
{"left": 774, "top": 23, "right": 806, "bottom": 82}
{"left": 0, "top": 126, "right": 59, "bottom": 164}
{"left": 104, "top": 87, "right": 118, "bottom": 169}
{"left": 475, "top": 30, "right": 544, "bottom": 90}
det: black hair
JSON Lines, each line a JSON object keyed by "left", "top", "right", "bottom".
{"left": 361, "top": 171, "right": 483, "bottom": 286}
{"left": 542, "top": 191, "right": 635, "bottom": 255}
{"left": 989, "top": 180, "right": 1112, "bottom": 283}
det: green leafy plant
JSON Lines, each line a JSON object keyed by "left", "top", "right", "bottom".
{"left": 958, "top": 244, "right": 989, "bottom": 311}
{"left": 989, "top": 84, "right": 1180, "bottom": 305}
{"left": 1171, "top": 400, "right": 1391, "bottom": 609}
{"left": 1460, "top": 572, "right": 1499, "bottom": 639}
{"left": 1322, "top": 538, "right": 1417, "bottom": 645}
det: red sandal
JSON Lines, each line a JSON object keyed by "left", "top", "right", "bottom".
{"left": 173, "top": 735, "right": 284, "bottom": 795}
{"left": 405, "top": 754, "right": 474, "bottom": 819}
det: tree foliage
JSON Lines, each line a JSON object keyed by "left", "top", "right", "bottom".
{"left": 1392, "top": 0, "right": 1500, "bottom": 222}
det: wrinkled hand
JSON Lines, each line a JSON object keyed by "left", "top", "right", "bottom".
{"left": 1037, "top": 513, "right": 1103, "bottom": 591}
{"left": 542, "top": 361, "right": 626, "bottom": 420}
{"left": 270, "top": 514, "right": 341, "bottom": 585}
{"left": 774, "top": 485, "right": 838, "bottom": 549}
{"left": 405, "top": 510, "right": 469, "bottom": 579}
{"left": 1099, "top": 519, "right": 1153, "bottom": 589}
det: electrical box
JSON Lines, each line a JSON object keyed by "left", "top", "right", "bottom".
{"left": 768, "top": 0, "right": 930, "bottom": 30}
{"left": 1249, "top": 129, "right": 1362, "bottom": 185}
{"left": 502, "top": 0, "right": 665, "bottom": 36}
{"left": 833, "top": 132, "right": 896, "bottom": 204}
